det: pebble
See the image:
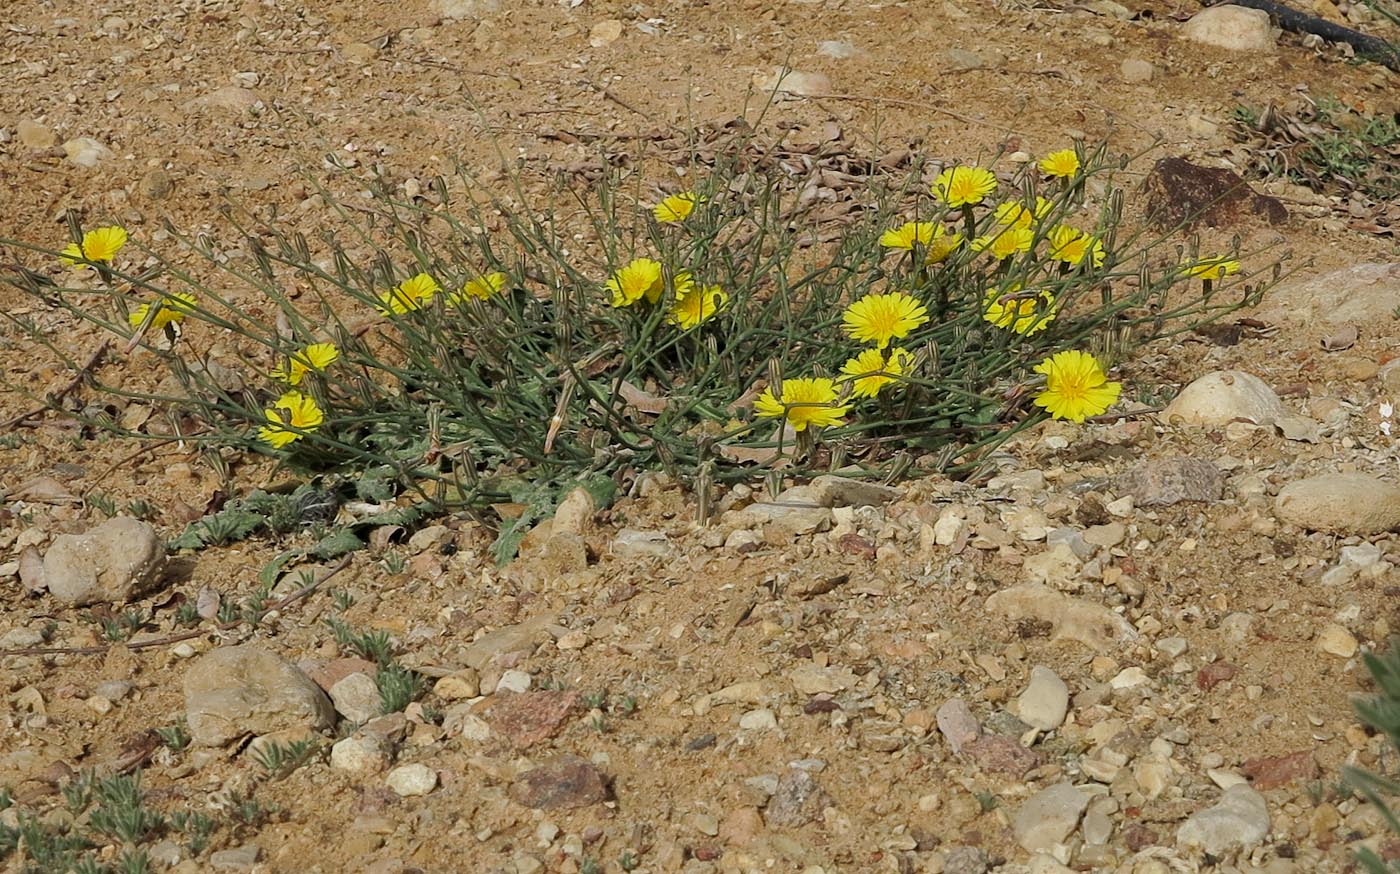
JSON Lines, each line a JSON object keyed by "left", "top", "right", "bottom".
{"left": 764, "top": 768, "right": 831, "bottom": 827}
{"left": 208, "top": 844, "right": 260, "bottom": 870}
{"left": 1023, "top": 543, "right": 1082, "bottom": 588}
{"left": 43, "top": 517, "right": 166, "bottom": 606}
{"left": 62, "top": 137, "right": 114, "bottom": 167}
{"left": 1181, "top": 4, "right": 1276, "bottom": 51}
{"left": 330, "top": 735, "right": 389, "bottom": 774}
{"left": 1083, "top": 523, "right": 1125, "bottom": 548}
{"left": 752, "top": 67, "right": 831, "bottom": 98}
{"left": 433, "top": 670, "right": 480, "bottom": 700}
{"left": 1263, "top": 263, "right": 1400, "bottom": 327}
{"left": 17, "top": 119, "right": 58, "bottom": 149}
{"left": 1015, "top": 666, "right": 1069, "bottom": 731}
{"left": 486, "top": 690, "right": 580, "bottom": 749}
{"left": 431, "top": 0, "right": 500, "bottom": 19}
{"left": 739, "top": 708, "right": 778, "bottom": 731}
{"left": 937, "top": 698, "right": 982, "bottom": 754}
{"left": 942, "top": 846, "right": 990, "bottom": 874}
{"left": 611, "top": 528, "right": 673, "bottom": 559}
{"left": 1012, "top": 782, "right": 1095, "bottom": 852}
{"left": 183, "top": 645, "right": 335, "bottom": 747}
{"left": 1316, "top": 623, "right": 1359, "bottom": 657}
{"left": 386, "top": 763, "right": 438, "bottom": 796}
{"left": 1275, "top": 474, "right": 1400, "bottom": 535}
{"left": 496, "top": 669, "right": 532, "bottom": 694}
{"left": 1163, "top": 370, "right": 1314, "bottom": 439}
{"left": 1176, "top": 784, "right": 1270, "bottom": 854}
{"left": 816, "top": 39, "right": 861, "bottom": 59}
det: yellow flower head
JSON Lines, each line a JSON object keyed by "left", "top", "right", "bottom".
{"left": 1038, "top": 148, "right": 1081, "bottom": 179}
{"left": 983, "top": 284, "right": 1057, "bottom": 336}
{"left": 971, "top": 225, "right": 1035, "bottom": 260}
{"left": 842, "top": 291, "right": 930, "bottom": 349}
{"left": 653, "top": 192, "right": 701, "bottom": 223}
{"left": 925, "top": 230, "right": 964, "bottom": 264}
{"left": 607, "top": 258, "right": 665, "bottom": 308}
{"left": 377, "top": 273, "right": 441, "bottom": 316}
{"left": 449, "top": 271, "right": 508, "bottom": 303}
{"left": 993, "top": 198, "right": 1054, "bottom": 229}
{"left": 1185, "top": 256, "right": 1241, "bottom": 280}
{"left": 1033, "top": 350, "right": 1122, "bottom": 423}
{"left": 1047, "top": 225, "right": 1106, "bottom": 268}
{"left": 670, "top": 282, "right": 729, "bottom": 329}
{"left": 257, "top": 390, "right": 325, "bottom": 448}
{"left": 840, "top": 347, "right": 915, "bottom": 399}
{"left": 61, "top": 226, "right": 128, "bottom": 267}
{"left": 128, "top": 291, "right": 197, "bottom": 330}
{"left": 271, "top": 342, "right": 339, "bottom": 386}
{"left": 932, "top": 166, "right": 998, "bottom": 208}
{"left": 753, "top": 377, "right": 850, "bottom": 432}
{"left": 880, "top": 221, "right": 936, "bottom": 251}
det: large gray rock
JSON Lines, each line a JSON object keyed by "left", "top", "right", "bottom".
{"left": 43, "top": 517, "right": 166, "bottom": 606}
{"left": 1275, "top": 474, "right": 1400, "bottom": 535}
{"left": 1182, "top": 5, "right": 1275, "bottom": 51}
{"left": 183, "top": 645, "right": 336, "bottom": 747}
{"left": 1177, "top": 784, "right": 1270, "bottom": 855}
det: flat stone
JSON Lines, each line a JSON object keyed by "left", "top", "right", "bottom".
{"left": 1016, "top": 666, "right": 1069, "bottom": 731}
{"left": 1013, "top": 782, "right": 1094, "bottom": 853}
{"left": 764, "top": 768, "right": 831, "bottom": 827}
{"left": 1116, "top": 457, "right": 1222, "bottom": 507}
{"left": 386, "top": 762, "right": 438, "bottom": 796}
{"left": 431, "top": 0, "right": 500, "bottom": 18}
{"left": 486, "top": 690, "right": 579, "bottom": 749}
{"left": 1276, "top": 474, "right": 1400, "bottom": 534}
{"left": 1262, "top": 263, "right": 1400, "bottom": 327}
{"left": 936, "top": 698, "right": 982, "bottom": 754}
{"left": 1120, "top": 58, "right": 1154, "bottom": 82}
{"left": 62, "top": 137, "right": 114, "bottom": 168}
{"left": 1317, "top": 623, "right": 1359, "bottom": 657}
{"left": 985, "top": 584, "right": 1138, "bottom": 651}
{"left": 1242, "top": 750, "right": 1318, "bottom": 789}
{"left": 209, "top": 844, "right": 259, "bottom": 870}
{"left": 963, "top": 734, "right": 1042, "bottom": 779}
{"left": 17, "top": 119, "right": 58, "bottom": 149}
{"left": 43, "top": 517, "right": 166, "bottom": 606}
{"left": 182, "top": 645, "right": 335, "bottom": 747}
{"left": 1182, "top": 5, "right": 1276, "bottom": 51}
{"left": 1176, "top": 784, "right": 1270, "bottom": 855}
{"left": 1141, "top": 157, "right": 1286, "bottom": 230}
{"left": 509, "top": 755, "right": 610, "bottom": 809}
{"left": 462, "top": 613, "right": 558, "bottom": 670}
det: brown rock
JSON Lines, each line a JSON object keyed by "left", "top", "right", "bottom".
{"left": 1117, "top": 457, "right": 1223, "bottom": 507}
{"left": 962, "top": 734, "right": 1042, "bottom": 779}
{"left": 486, "top": 690, "right": 580, "bottom": 749}
{"left": 1140, "top": 156, "right": 1287, "bottom": 230}
{"left": 302, "top": 657, "right": 379, "bottom": 693}
{"left": 1196, "top": 661, "right": 1240, "bottom": 691}
{"left": 719, "top": 806, "right": 764, "bottom": 846}
{"left": 764, "top": 768, "right": 831, "bottom": 828}
{"left": 508, "top": 755, "right": 610, "bottom": 809}
{"left": 1242, "top": 750, "right": 1319, "bottom": 789}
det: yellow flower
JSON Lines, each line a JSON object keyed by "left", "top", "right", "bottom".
{"left": 842, "top": 291, "right": 930, "bottom": 349}
{"left": 257, "top": 390, "right": 325, "bottom": 448}
{"left": 670, "top": 282, "right": 728, "bottom": 329}
{"left": 840, "top": 347, "right": 914, "bottom": 399}
{"left": 993, "top": 198, "right": 1053, "bottom": 229}
{"left": 971, "top": 225, "right": 1035, "bottom": 260}
{"left": 128, "top": 292, "right": 197, "bottom": 330}
{"left": 983, "top": 284, "right": 1056, "bottom": 336}
{"left": 1185, "top": 256, "right": 1241, "bottom": 280}
{"left": 61, "top": 226, "right": 128, "bottom": 267}
{"left": 1047, "top": 225, "right": 1106, "bottom": 268}
{"left": 271, "top": 342, "right": 339, "bottom": 386}
{"left": 1033, "top": 350, "right": 1121, "bottom": 423}
{"left": 607, "top": 258, "right": 664, "bottom": 308}
{"left": 880, "top": 221, "right": 936, "bottom": 250}
{"left": 753, "top": 377, "right": 849, "bottom": 432}
{"left": 932, "top": 166, "right": 998, "bottom": 207}
{"left": 925, "top": 230, "right": 964, "bottom": 264}
{"left": 449, "top": 271, "right": 508, "bottom": 303}
{"left": 653, "top": 192, "right": 701, "bottom": 223}
{"left": 1039, "top": 148, "right": 1081, "bottom": 179}
{"left": 377, "top": 273, "right": 440, "bottom": 316}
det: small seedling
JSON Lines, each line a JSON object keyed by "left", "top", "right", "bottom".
{"left": 582, "top": 691, "right": 607, "bottom": 710}
{"left": 0, "top": 786, "right": 12, "bottom": 809}
{"left": 173, "top": 601, "right": 199, "bottom": 628}
{"left": 973, "top": 790, "right": 1000, "bottom": 812}
{"left": 170, "top": 810, "right": 216, "bottom": 856}
{"left": 63, "top": 769, "right": 97, "bottom": 814}
{"left": 124, "top": 498, "right": 157, "bottom": 520}
{"left": 590, "top": 714, "right": 609, "bottom": 733}
{"left": 156, "top": 718, "right": 191, "bottom": 753}
{"left": 580, "top": 859, "right": 601, "bottom": 874}
{"left": 331, "top": 589, "right": 355, "bottom": 612}
{"left": 325, "top": 617, "right": 393, "bottom": 664}
{"left": 252, "top": 737, "right": 320, "bottom": 778}
{"left": 226, "top": 792, "right": 273, "bottom": 829}
{"left": 617, "top": 695, "right": 638, "bottom": 716}
{"left": 89, "top": 773, "right": 164, "bottom": 844}
{"left": 380, "top": 550, "right": 407, "bottom": 575}
{"left": 86, "top": 493, "right": 118, "bottom": 518}
{"left": 375, "top": 662, "right": 424, "bottom": 714}
{"left": 216, "top": 600, "right": 240, "bottom": 625}
{"left": 619, "top": 851, "right": 640, "bottom": 871}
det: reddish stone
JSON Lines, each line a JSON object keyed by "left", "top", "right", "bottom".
{"left": 487, "top": 690, "right": 580, "bottom": 749}
{"left": 1196, "top": 661, "right": 1239, "bottom": 691}
{"left": 1122, "top": 823, "right": 1158, "bottom": 852}
{"left": 764, "top": 769, "right": 831, "bottom": 828}
{"left": 692, "top": 845, "right": 722, "bottom": 861}
{"left": 1141, "top": 156, "right": 1288, "bottom": 230}
{"left": 302, "top": 657, "right": 378, "bottom": 692}
{"left": 508, "top": 755, "right": 610, "bottom": 809}
{"left": 1242, "top": 750, "right": 1319, "bottom": 789}
{"left": 962, "top": 734, "right": 1041, "bottom": 779}
{"left": 838, "top": 533, "right": 876, "bottom": 560}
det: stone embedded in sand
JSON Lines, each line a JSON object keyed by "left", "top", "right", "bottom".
{"left": 386, "top": 762, "right": 438, "bottom": 796}
{"left": 183, "top": 645, "right": 336, "bottom": 747}
{"left": 43, "top": 517, "right": 166, "bottom": 606}
{"left": 1141, "top": 157, "right": 1286, "bottom": 230}
{"left": 431, "top": 0, "right": 500, "bottom": 19}
{"left": 1116, "top": 456, "right": 1223, "bottom": 507}
{"left": 1177, "top": 784, "right": 1270, "bottom": 855}
{"left": 1262, "top": 263, "right": 1400, "bottom": 327}
{"left": 764, "top": 768, "right": 831, "bottom": 828}
{"left": 1013, "top": 782, "right": 1096, "bottom": 853}
{"left": 1163, "top": 370, "right": 1317, "bottom": 440}
{"left": 1275, "top": 473, "right": 1400, "bottom": 534}
{"left": 985, "top": 584, "right": 1138, "bottom": 651}
{"left": 1182, "top": 5, "right": 1276, "bottom": 51}
{"left": 509, "top": 755, "right": 610, "bottom": 809}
